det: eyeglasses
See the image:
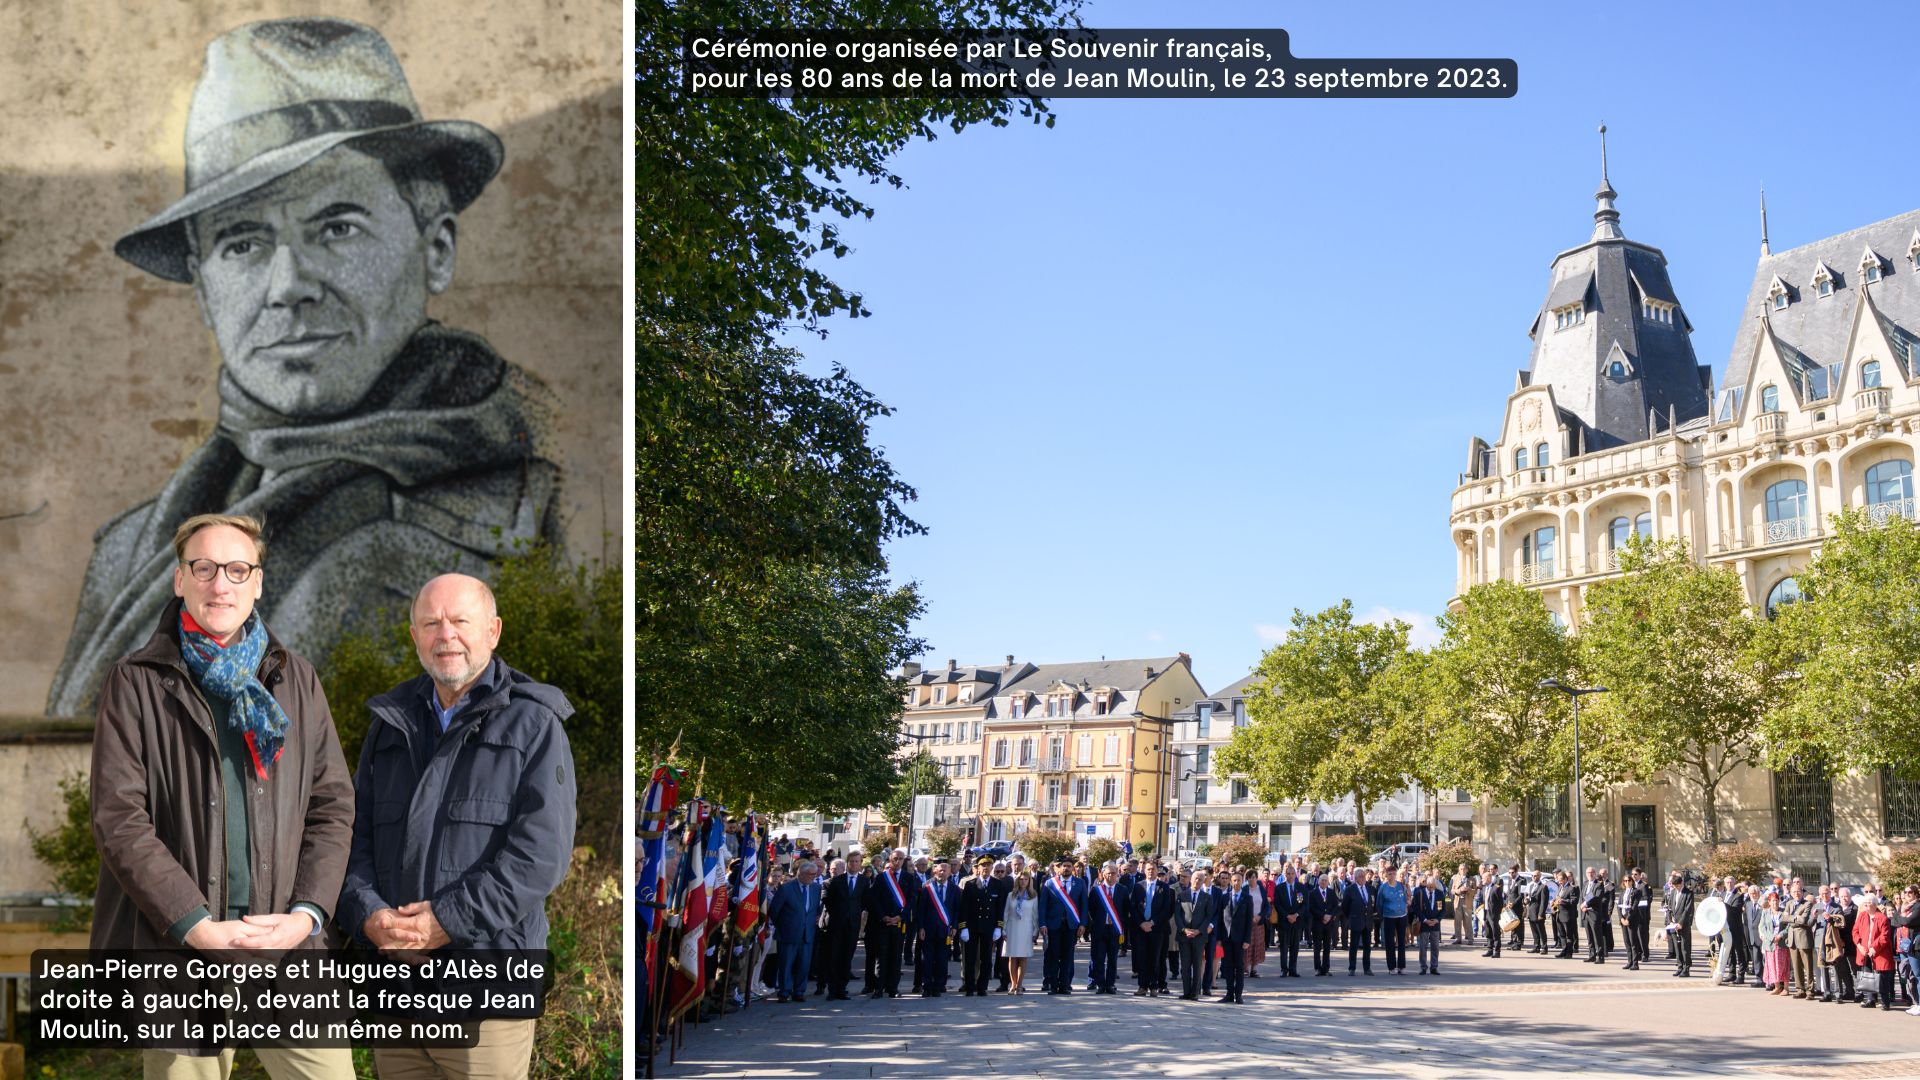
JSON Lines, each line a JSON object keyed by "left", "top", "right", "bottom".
{"left": 182, "top": 558, "right": 261, "bottom": 584}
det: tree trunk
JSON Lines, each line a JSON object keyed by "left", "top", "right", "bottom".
{"left": 1517, "top": 800, "right": 1531, "bottom": 870}
{"left": 1700, "top": 762, "right": 1720, "bottom": 848}
{"left": 1353, "top": 788, "right": 1368, "bottom": 834}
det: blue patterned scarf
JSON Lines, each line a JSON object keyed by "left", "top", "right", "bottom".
{"left": 179, "top": 610, "right": 290, "bottom": 780}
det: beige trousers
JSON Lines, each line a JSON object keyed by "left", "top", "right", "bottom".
{"left": 142, "top": 1046, "right": 355, "bottom": 1080}
{"left": 372, "top": 1019, "right": 537, "bottom": 1080}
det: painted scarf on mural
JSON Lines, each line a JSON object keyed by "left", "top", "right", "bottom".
{"left": 178, "top": 610, "right": 289, "bottom": 780}
{"left": 44, "top": 323, "right": 556, "bottom": 718}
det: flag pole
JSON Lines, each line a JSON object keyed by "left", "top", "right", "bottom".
{"left": 641, "top": 760, "right": 668, "bottom": 1080}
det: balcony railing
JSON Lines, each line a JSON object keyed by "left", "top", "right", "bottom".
{"left": 1857, "top": 387, "right": 1891, "bottom": 416}
{"left": 1754, "top": 410, "right": 1787, "bottom": 437}
{"left": 1516, "top": 560, "right": 1557, "bottom": 584}
{"left": 1867, "top": 498, "right": 1918, "bottom": 526}
{"left": 1030, "top": 756, "right": 1070, "bottom": 775}
{"left": 1762, "top": 515, "right": 1812, "bottom": 544}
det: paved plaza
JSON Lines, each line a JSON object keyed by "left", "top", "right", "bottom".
{"left": 656, "top": 943, "right": 1920, "bottom": 1078}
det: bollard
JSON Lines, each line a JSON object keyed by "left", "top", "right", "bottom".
{"left": 0, "top": 1041, "right": 22, "bottom": 1080}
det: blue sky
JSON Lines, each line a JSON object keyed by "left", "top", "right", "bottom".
{"left": 779, "top": 0, "right": 1920, "bottom": 693}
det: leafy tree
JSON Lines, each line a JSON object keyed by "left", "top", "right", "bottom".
{"left": 1218, "top": 602, "right": 1419, "bottom": 833}
{"left": 1764, "top": 509, "right": 1920, "bottom": 777}
{"left": 1423, "top": 581, "right": 1575, "bottom": 867}
{"left": 925, "top": 825, "right": 965, "bottom": 859}
{"left": 636, "top": 0, "right": 1086, "bottom": 817}
{"left": 1083, "top": 837, "right": 1122, "bottom": 867}
{"left": 1418, "top": 839, "right": 1476, "bottom": 881}
{"left": 883, "top": 749, "right": 954, "bottom": 830}
{"left": 1133, "top": 841, "right": 1156, "bottom": 859}
{"left": 26, "top": 772, "right": 96, "bottom": 927}
{"left": 1305, "top": 833, "right": 1371, "bottom": 867}
{"left": 1578, "top": 538, "right": 1785, "bottom": 847}
{"left": 861, "top": 831, "right": 896, "bottom": 862}
{"left": 1704, "top": 840, "right": 1775, "bottom": 884}
{"left": 1014, "top": 828, "right": 1079, "bottom": 868}
{"left": 1873, "top": 848, "right": 1920, "bottom": 894}
{"left": 1210, "top": 835, "right": 1270, "bottom": 871}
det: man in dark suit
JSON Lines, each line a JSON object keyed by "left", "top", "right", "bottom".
{"left": 1307, "top": 873, "right": 1338, "bottom": 975}
{"left": 1526, "top": 870, "right": 1550, "bottom": 953}
{"left": 955, "top": 855, "right": 1003, "bottom": 996}
{"left": 1581, "top": 867, "right": 1614, "bottom": 964}
{"left": 865, "top": 848, "right": 913, "bottom": 997}
{"left": 913, "top": 858, "right": 959, "bottom": 996}
{"left": 1666, "top": 871, "right": 1695, "bottom": 977}
{"left": 1273, "top": 865, "right": 1304, "bottom": 977}
{"left": 1218, "top": 869, "right": 1255, "bottom": 1003}
{"left": 1174, "top": 868, "right": 1216, "bottom": 1000}
{"left": 821, "top": 851, "right": 870, "bottom": 999}
{"left": 1037, "top": 859, "right": 1087, "bottom": 995}
{"left": 1410, "top": 871, "right": 1445, "bottom": 975}
{"left": 1086, "top": 862, "right": 1129, "bottom": 994}
{"left": 1200, "top": 869, "right": 1226, "bottom": 996}
{"left": 1128, "top": 860, "right": 1174, "bottom": 996}
{"left": 765, "top": 858, "right": 823, "bottom": 1002}
{"left": 1479, "top": 866, "right": 1506, "bottom": 958}
{"left": 1342, "top": 867, "right": 1378, "bottom": 975}
{"left": 1552, "top": 869, "right": 1579, "bottom": 958}
{"left": 1722, "top": 876, "right": 1750, "bottom": 985}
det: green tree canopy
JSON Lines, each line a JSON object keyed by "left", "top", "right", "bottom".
{"left": 1578, "top": 537, "right": 1785, "bottom": 846}
{"left": 1764, "top": 508, "right": 1920, "bottom": 777}
{"left": 883, "top": 749, "right": 954, "bottom": 829}
{"left": 1217, "top": 601, "right": 1418, "bottom": 831}
{"left": 1423, "top": 580, "right": 1574, "bottom": 866}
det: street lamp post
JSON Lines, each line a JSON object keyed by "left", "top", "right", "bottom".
{"left": 1539, "top": 679, "right": 1608, "bottom": 882}
{"left": 1165, "top": 750, "right": 1193, "bottom": 854}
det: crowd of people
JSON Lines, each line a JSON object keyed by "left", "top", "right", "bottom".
{"left": 745, "top": 844, "right": 1920, "bottom": 1018}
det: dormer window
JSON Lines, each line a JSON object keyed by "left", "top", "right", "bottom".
{"left": 960, "top": 684, "right": 974, "bottom": 703}
{"left": 1761, "top": 384, "right": 1780, "bottom": 413}
{"left": 1769, "top": 277, "right": 1791, "bottom": 310}
{"left": 1010, "top": 695, "right": 1025, "bottom": 720}
{"left": 1812, "top": 264, "right": 1836, "bottom": 298}
{"left": 1641, "top": 299, "right": 1675, "bottom": 324}
{"left": 1553, "top": 304, "right": 1585, "bottom": 331}
{"left": 934, "top": 686, "right": 946, "bottom": 705}
{"left": 1609, "top": 360, "right": 1627, "bottom": 379}
{"left": 1514, "top": 446, "right": 1529, "bottom": 471}
{"left": 1863, "top": 360, "right": 1882, "bottom": 389}
{"left": 1909, "top": 230, "right": 1920, "bottom": 270}
{"left": 1863, "top": 247, "right": 1887, "bottom": 284}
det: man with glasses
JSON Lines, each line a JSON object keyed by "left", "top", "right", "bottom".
{"left": 89, "top": 513, "right": 355, "bottom": 1079}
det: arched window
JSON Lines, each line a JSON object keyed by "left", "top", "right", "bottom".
{"left": 1535, "top": 442, "right": 1551, "bottom": 468}
{"left": 1761, "top": 384, "right": 1780, "bottom": 413}
{"left": 1634, "top": 511, "right": 1652, "bottom": 538}
{"left": 1521, "top": 525, "right": 1556, "bottom": 578}
{"left": 1764, "top": 478, "right": 1809, "bottom": 541}
{"left": 1608, "top": 516, "right": 1631, "bottom": 550}
{"left": 1866, "top": 460, "right": 1914, "bottom": 523}
{"left": 1863, "top": 360, "right": 1883, "bottom": 389}
{"left": 1609, "top": 360, "right": 1627, "bottom": 378}
{"left": 1765, "top": 577, "right": 1801, "bottom": 618}
{"left": 1514, "top": 446, "right": 1529, "bottom": 471}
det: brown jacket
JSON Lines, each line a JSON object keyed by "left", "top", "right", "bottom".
{"left": 89, "top": 600, "right": 355, "bottom": 949}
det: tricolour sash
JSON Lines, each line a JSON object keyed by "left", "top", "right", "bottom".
{"left": 884, "top": 869, "right": 906, "bottom": 912}
{"left": 1096, "top": 884, "right": 1121, "bottom": 926}
{"left": 925, "top": 882, "right": 952, "bottom": 928}
{"left": 1050, "top": 877, "right": 1083, "bottom": 927}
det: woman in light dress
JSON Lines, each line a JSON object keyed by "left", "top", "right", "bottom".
{"left": 1001, "top": 872, "right": 1040, "bottom": 993}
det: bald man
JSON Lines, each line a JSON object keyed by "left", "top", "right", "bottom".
{"left": 337, "top": 573, "right": 577, "bottom": 1078}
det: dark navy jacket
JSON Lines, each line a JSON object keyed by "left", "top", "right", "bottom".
{"left": 337, "top": 658, "right": 576, "bottom": 949}
{"left": 1037, "top": 874, "right": 1088, "bottom": 931}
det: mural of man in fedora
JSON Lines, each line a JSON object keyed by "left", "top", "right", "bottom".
{"left": 45, "top": 17, "right": 563, "bottom": 717}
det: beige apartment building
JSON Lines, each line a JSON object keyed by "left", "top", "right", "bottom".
{"left": 978, "top": 655, "right": 1204, "bottom": 849}
{"left": 1448, "top": 159, "right": 1920, "bottom": 882}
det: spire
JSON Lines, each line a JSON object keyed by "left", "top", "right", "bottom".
{"left": 1759, "top": 187, "right": 1770, "bottom": 257}
{"left": 1592, "top": 123, "right": 1623, "bottom": 241}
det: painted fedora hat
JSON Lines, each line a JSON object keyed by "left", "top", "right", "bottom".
{"left": 115, "top": 17, "right": 503, "bottom": 283}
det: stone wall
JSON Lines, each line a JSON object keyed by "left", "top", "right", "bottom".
{"left": 0, "top": 1, "right": 622, "bottom": 715}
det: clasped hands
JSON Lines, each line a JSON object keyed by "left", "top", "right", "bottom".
{"left": 361, "top": 901, "right": 452, "bottom": 961}
{"left": 184, "top": 911, "right": 314, "bottom": 952}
